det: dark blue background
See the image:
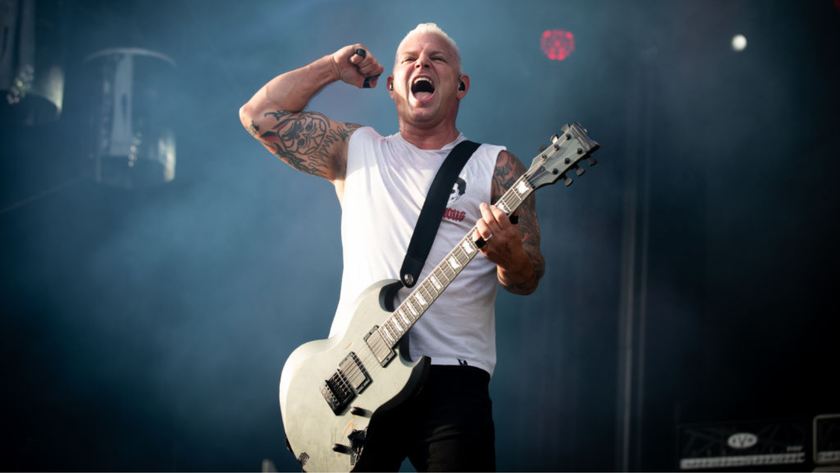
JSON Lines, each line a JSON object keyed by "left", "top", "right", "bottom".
{"left": 1, "top": 1, "right": 838, "bottom": 471}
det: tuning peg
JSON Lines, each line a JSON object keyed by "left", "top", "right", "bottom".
{"left": 538, "top": 144, "right": 548, "bottom": 152}
{"left": 588, "top": 156, "right": 598, "bottom": 166}
{"left": 563, "top": 175, "right": 573, "bottom": 187}
{"left": 550, "top": 134, "right": 560, "bottom": 143}
{"left": 573, "top": 164, "right": 585, "bottom": 176}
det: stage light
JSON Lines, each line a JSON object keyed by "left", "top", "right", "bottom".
{"left": 0, "top": 0, "right": 67, "bottom": 125}
{"left": 84, "top": 49, "right": 177, "bottom": 188}
{"left": 541, "top": 29, "right": 575, "bottom": 61}
{"left": 731, "top": 34, "right": 747, "bottom": 52}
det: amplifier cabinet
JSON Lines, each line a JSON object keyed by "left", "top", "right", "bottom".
{"left": 814, "top": 414, "right": 840, "bottom": 466}
{"left": 678, "top": 419, "right": 809, "bottom": 471}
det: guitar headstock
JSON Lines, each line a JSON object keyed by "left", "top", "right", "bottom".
{"left": 527, "top": 123, "right": 600, "bottom": 190}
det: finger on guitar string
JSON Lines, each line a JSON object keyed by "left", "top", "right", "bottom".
{"left": 486, "top": 202, "right": 515, "bottom": 228}
{"left": 475, "top": 203, "right": 502, "bottom": 246}
{"left": 474, "top": 217, "right": 493, "bottom": 244}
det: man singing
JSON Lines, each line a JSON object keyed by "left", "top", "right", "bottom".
{"left": 240, "top": 23, "right": 544, "bottom": 471}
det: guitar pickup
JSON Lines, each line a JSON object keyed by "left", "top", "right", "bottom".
{"left": 364, "top": 326, "right": 396, "bottom": 367}
{"left": 339, "top": 352, "right": 372, "bottom": 393}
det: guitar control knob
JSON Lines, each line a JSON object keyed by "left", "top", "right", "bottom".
{"left": 351, "top": 406, "right": 369, "bottom": 416}
{"left": 332, "top": 443, "right": 352, "bottom": 454}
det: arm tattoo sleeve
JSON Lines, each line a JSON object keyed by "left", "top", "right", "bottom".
{"left": 493, "top": 150, "right": 546, "bottom": 290}
{"left": 491, "top": 151, "right": 518, "bottom": 202}
{"left": 255, "top": 110, "right": 359, "bottom": 179}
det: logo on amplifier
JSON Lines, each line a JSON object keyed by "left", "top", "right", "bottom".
{"left": 727, "top": 432, "right": 758, "bottom": 449}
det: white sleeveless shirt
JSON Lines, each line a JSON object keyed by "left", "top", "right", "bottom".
{"left": 330, "top": 127, "right": 505, "bottom": 376}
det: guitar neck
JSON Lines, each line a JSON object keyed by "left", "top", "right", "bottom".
{"left": 375, "top": 173, "right": 536, "bottom": 349}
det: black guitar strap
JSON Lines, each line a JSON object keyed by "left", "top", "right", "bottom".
{"left": 400, "top": 140, "right": 481, "bottom": 288}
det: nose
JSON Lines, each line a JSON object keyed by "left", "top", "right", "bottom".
{"left": 415, "top": 53, "right": 431, "bottom": 69}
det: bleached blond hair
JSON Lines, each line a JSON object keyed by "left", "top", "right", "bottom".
{"left": 396, "top": 23, "right": 462, "bottom": 73}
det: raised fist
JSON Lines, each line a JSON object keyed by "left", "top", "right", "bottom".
{"left": 331, "top": 44, "right": 384, "bottom": 89}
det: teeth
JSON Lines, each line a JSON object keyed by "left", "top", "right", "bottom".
{"left": 413, "top": 77, "right": 432, "bottom": 86}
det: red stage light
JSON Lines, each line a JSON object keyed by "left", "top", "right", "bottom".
{"left": 835, "top": 0, "right": 840, "bottom": 11}
{"left": 541, "top": 29, "right": 575, "bottom": 61}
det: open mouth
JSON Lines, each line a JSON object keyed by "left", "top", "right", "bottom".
{"left": 411, "top": 77, "right": 435, "bottom": 100}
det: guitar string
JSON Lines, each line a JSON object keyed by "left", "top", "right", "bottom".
{"left": 348, "top": 177, "right": 537, "bottom": 384}
{"left": 327, "top": 170, "right": 543, "bottom": 399}
{"left": 338, "top": 228, "right": 480, "bottom": 386}
{"left": 332, "top": 161, "right": 567, "bottom": 386}
{"left": 344, "top": 242, "right": 466, "bottom": 378}
{"left": 339, "top": 173, "right": 538, "bottom": 386}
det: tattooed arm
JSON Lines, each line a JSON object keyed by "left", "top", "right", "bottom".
{"left": 475, "top": 150, "right": 545, "bottom": 295}
{"left": 238, "top": 44, "right": 384, "bottom": 184}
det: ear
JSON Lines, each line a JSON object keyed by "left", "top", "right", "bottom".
{"left": 457, "top": 74, "right": 470, "bottom": 99}
{"left": 387, "top": 75, "right": 395, "bottom": 99}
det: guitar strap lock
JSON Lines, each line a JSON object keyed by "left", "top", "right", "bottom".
{"left": 400, "top": 140, "right": 481, "bottom": 288}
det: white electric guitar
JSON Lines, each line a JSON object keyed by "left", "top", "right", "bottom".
{"left": 278, "top": 123, "right": 600, "bottom": 471}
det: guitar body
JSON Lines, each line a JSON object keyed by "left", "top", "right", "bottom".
{"left": 279, "top": 279, "right": 429, "bottom": 471}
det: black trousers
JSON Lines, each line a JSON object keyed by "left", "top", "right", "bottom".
{"left": 354, "top": 365, "right": 496, "bottom": 472}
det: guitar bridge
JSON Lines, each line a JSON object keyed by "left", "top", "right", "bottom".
{"left": 320, "top": 352, "right": 372, "bottom": 415}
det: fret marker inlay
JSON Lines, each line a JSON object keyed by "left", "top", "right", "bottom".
{"left": 448, "top": 256, "right": 460, "bottom": 269}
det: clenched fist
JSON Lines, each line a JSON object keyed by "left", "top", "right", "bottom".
{"left": 331, "top": 44, "right": 385, "bottom": 89}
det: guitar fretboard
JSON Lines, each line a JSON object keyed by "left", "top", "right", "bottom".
{"left": 375, "top": 173, "right": 538, "bottom": 349}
